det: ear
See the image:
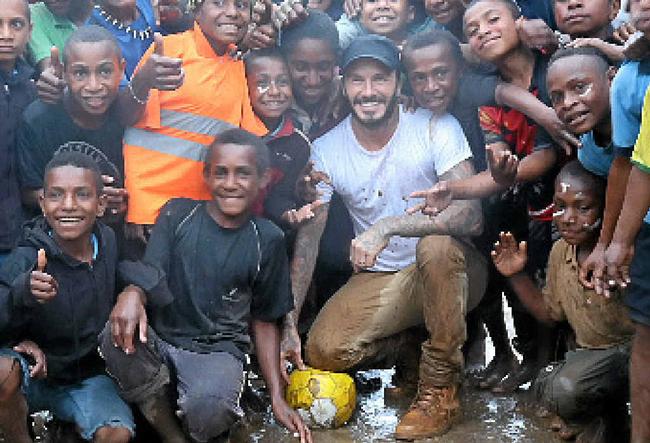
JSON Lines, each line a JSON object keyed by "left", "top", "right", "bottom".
{"left": 258, "top": 170, "right": 271, "bottom": 190}
{"left": 607, "top": 65, "right": 618, "bottom": 84}
{"left": 119, "top": 57, "right": 127, "bottom": 76}
{"left": 38, "top": 188, "right": 45, "bottom": 215}
{"left": 96, "top": 193, "right": 107, "bottom": 218}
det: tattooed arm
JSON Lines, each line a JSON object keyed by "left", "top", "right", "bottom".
{"left": 350, "top": 160, "right": 483, "bottom": 270}
{"left": 280, "top": 203, "right": 329, "bottom": 379}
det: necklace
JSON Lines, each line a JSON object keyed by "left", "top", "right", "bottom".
{"left": 94, "top": 4, "right": 152, "bottom": 41}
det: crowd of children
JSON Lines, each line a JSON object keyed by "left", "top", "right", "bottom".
{"left": 1, "top": 0, "right": 650, "bottom": 442}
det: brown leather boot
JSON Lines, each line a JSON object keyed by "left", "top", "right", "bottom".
{"left": 394, "top": 384, "right": 461, "bottom": 440}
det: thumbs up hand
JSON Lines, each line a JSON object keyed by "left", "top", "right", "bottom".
{"left": 138, "top": 33, "right": 184, "bottom": 92}
{"left": 30, "top": 249, "right": 58, "bottom": 304}
{"left": 36, "top": 46, "right": 66, "bottom": 104}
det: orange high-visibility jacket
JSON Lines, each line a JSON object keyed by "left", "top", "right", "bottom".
{"left": 124, "top": 23, "right": 266, "bottom": 224}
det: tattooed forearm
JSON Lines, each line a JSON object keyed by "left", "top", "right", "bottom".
{"left": 286, "top": 203, "right": 330, "bottom": 326}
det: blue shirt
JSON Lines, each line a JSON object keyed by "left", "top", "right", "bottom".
{"left": 577, "top": 131, "right": 614, "bottom": 178}
{"left": 87, "top": 0, "right": 159, "bottom": 79}
{"left": 611, "top": 59, "right": 650, "bottom": 224}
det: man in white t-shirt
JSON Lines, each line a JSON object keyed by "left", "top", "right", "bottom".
{"left": 281, "top": 35, "right": 488, "bottom": 439}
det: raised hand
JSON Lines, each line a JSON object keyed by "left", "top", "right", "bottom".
{"left": 343, "top": 0, "right": 361, "bottom": 18}
{"left": 30, "top": 249, "right": 58, "bottom": 303}
{"left": 487, "top": 146, "right": 518, "bottom": 187}
{"left": 516, "top": 17, "right": 557, "bottom": 51}
{"left": 407, "top": 181, "right": 453, "bottom": 217}
{"left": 491, "top": 232, "right": 528, "bottom": 277}
{"left": 295, "top": 161, "right": 331, "bottom": 203}
{"left": 13, "top": 340, "right": 47, "bottom": 379}
{"left": 138, "top": 33, "right": 184, "bottom": 92}
{"left": 283, "top": 200, "right": 324, "bottom": 227}
{"left": 36, "top": 46, "right": 65, "bottom": 104}
{"left": 102, "top": 175, "right": 128, "bottom": 217}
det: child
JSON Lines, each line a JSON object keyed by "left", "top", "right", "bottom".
{"left": 492, "top": 161, "right": 634, "bottom": 442}
{"left": 0, "top": 151, "right": 159, "bottom": 443}
{"left": 244, "top": 47, "right": 319, "bottom": 231}
{"left": 546, "top": 47, "right": 616, "bottom": 179}
{"left": 87, "top": 0, "right": 160, "bottom": 79}
{"left": 100, "top": 128, "right": 312, "bottom": 443}
{"left": 0, "top": 0, "right": 34, "bottom": 267}
{"left": 17, "top": 25, "right": 128, "bottom": 219}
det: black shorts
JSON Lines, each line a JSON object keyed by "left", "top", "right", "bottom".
{"left": 627, "top": 223, "right": 650, "bottom": 327}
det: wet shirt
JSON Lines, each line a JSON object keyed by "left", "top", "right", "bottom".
{"left": 312, "top": 108, "right": 472, "bottom": 272}
{"left": 542, "top": 239, "right": 635, "bottom": 349}
{"left": 144, "top": 199, "right": 293, "bottom": 360}
{"left": 16, "top": 100, "right": 125, "bottom": 191}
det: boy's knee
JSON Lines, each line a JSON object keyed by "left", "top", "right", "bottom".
{"left": 93, "top": 425, "right": 131, "bottom": 443}
{"left": 0, "top": 357, "right": 22, "bottom": 402}
{"left": 180, "top": 395, "right": 240, "bottom": 441}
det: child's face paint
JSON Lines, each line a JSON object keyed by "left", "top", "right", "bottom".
{"left": 246, "top": 56, "right": 293, "bottom": 126}
{"left": 547, "top": 55, "right": 610, "bottom": 136}
{"left": 554, "top": 0, "right": 616, "bottom": 38}
{"left": 64, "top": 41, "right": 125, "bottom": 117}
{"left": 553, "top": 176, "right": 602, "bottom": 246}
{"left": 404, "top": 42, "right": 461, "bottom": 116}
{"left": 0, "top": 0, "right": 31, "bottom": 72}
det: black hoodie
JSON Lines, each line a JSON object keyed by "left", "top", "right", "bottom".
{"left": 0, "top": 217, "right": 163, "bottom": 384}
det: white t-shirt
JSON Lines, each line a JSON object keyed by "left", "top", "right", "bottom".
{"left": 311, "top": 107, "right": 472, "bottom": 271}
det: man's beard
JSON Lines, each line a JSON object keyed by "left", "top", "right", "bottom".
{"left": 351, "top": 93, "right": 400, "bottom": 129}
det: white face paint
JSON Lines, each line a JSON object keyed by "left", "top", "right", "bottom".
{"left": 578, "top": 83, "right": 593, "bottom": 98}
{"left": 560, "top": 182, "right": 571, "bottom": 193}
{"left": 553, "top": 209, "right": 566, "bottom": 218}
{"left": 257, "top": 85, "right": 271, "bottom": 95}
{"left": 582, "top": 218, "right": 602, "bottom": 231}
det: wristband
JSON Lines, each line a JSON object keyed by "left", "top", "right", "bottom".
{"left": 128, "top": 81, "right": 149, "bottom": 105}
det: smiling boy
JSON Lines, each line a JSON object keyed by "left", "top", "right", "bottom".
{"left": 0, "top": 151, "right": 161, "bottom": 443}
{"left": 492, "top": 161, "right": 633, "bottom": 442}
{"left": 101, "top": 128, "right": 312, "bottom": 443}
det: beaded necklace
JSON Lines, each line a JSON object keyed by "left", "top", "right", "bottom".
{"left": 94, "top": 4, "right": 153, "bottom": 40}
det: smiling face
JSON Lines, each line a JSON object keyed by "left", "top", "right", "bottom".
{"left": 404, "top": 42, "right": 461, "bottom": 115}
{"left": 40, "top": 165, "right": 105, "bottom": 243}
{"left": 343, "top": 58, "right": 399, "bottom": 128}
{"left": 286, "top": 38, "right": 337, "bottom": 109}
{"left": 64, "top": 41, "right": 124, "bottom": 116}
{"left": 0, "top": 0, "right": 31, "bottom": 72}
{"left": 464, "top": 1, "right": 520, "bottom": 63}
{"left": 547, "top": 55, "right": 610, "bottom": 136}
{"left": 360, "top": 0, "right": 414, "bottom": 40}
{"left": 553, "top": 175, "right": 602, "bottom": 246}
{"left": 204, "top": 142, "right": 264, "bottom": 228}
{"left": 247, "top": 56, "right": 293, "bottom": 128}
{"left": 195, "top": 0, "right": 250, "bottom": 54}
{"left": 630, "top": 0, "right": 650, "bottom": 34}
{"left": 425, "top": 0, "right": 466, "bottom": 25}
{"left": 554, "top": 0, "right": 618, "bottom": 38}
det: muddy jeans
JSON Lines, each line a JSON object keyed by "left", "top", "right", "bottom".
{"left": 99, "top": 324, "right": 244, "bottom": 442}
{"left": 534, "top": 343, "right": 630, "bottom": 423}
{"left": 305, "top": 235, "right": 488, "bottom": 387}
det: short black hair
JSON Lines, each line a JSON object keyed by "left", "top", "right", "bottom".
{"left": 465, "top": 0, "right": 522, "bottom": 20}
{"left": 63, "top": 25, "right": 122, "bottom": 67}
{"left": 204, "top": 128, "right": 270, "bottom": 175}
{"left": 44, "top": 150, "right": 104, "bottom": 194}
{"left": 402, "top": 29, "right": 464, "bottom": 70}
{"left": 555, "top": 160, "right": 606, "bottom": 204}
{"left": 548, "top": 47, "right": 611, "bottom": 73}
{"left": 244, "top": 47, "right": 287, "bottom": 76}
{"left": 280, "top": 9, "right": 340, "bottom": 60}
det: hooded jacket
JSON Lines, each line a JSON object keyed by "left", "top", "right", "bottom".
{"left": 0, "top": 217, "right": 163, "bottom": 383}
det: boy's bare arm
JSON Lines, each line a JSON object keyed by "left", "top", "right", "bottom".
{"left": 605, "top": 166, "right": 650, "bottom": 288}
{"left": 580, "top": 156, "right": 633, "bottom": 288}
{"left": 507, "top": 273, "right": 555, "bottom": 325}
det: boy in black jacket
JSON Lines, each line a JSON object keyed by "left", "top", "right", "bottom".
{"left": 0, "top": 151, "right": 160, "bottom": 443}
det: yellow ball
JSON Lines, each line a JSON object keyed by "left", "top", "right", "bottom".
{"left": 285, "top": 368, "right": 357, "bottom": 428}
